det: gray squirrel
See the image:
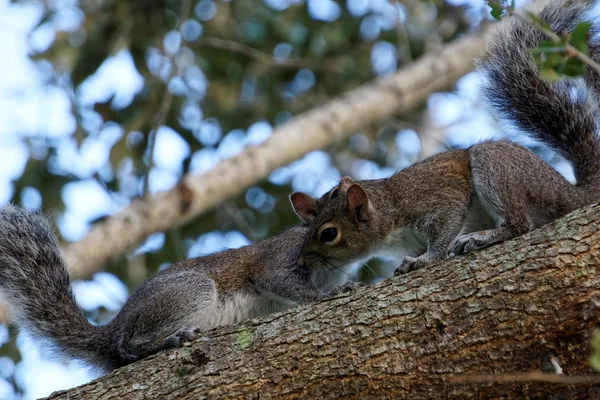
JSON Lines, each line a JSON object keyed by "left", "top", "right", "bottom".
{"left": 290, "top": 0, "right": 600, "bottom": 275}
{"left": 0, "top": 205, "right": 355, "bottom": 372}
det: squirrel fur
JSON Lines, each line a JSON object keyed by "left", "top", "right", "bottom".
{"left": 290, "top": 0, "right": 600, "bottom": 275}
{"left": 0, "top": 205, "right": 353, "bottom": 371}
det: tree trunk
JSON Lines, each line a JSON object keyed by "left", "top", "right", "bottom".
{"left": 61, "top": 32, "right": 487, "bottom": 280}
{"left": 47, "top": 204, "right": 600, "bottom": 400}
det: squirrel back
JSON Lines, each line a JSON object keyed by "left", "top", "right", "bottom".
{"left": 480, "top": 0, "right": 600, "bottom": 190}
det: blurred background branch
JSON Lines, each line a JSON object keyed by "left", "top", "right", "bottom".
{"left": 194, "top": 37, "right": 326, "bottom": 70}
{"left": 61, "top": 31, "right": 487, "bottom": 280}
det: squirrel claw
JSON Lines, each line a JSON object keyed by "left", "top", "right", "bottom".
{"left": 332, "top": 280, "right": 364, "bottom": 295}
{"left": 394, "top": 256, "right": 423, "bottom": 275}
{"left": 340, "top": 280, "right": 364, "bottom": 292}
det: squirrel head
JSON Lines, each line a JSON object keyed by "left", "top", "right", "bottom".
{"left": 291, "top": 177, "right": 379, "bottom": 270}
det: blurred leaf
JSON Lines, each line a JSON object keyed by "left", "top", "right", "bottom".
{"left": 590, "top": 331, "right": 600, "bottom": 372}
{"left": 487, "top": 1, "right": 505, "bottom": 20}
{"left": 561, "top": 57, "right": 587, "bottom": 77}
{"left": 571, "top": 21, "right": 591, "bottom": 54}
{"left": 539, "top": 66, "right": 561, "bottom": 82}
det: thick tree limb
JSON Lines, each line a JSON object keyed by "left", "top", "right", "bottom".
{"left": 48, "top": 204, "right": 600, "bottom": 399}
{"left": 62, "top": 32, "right": 487, "bottom": 279}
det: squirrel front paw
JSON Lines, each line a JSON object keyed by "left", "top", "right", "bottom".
{"left": 450, "top": 231, "right": 492, "bottom": 255}
{"left": 163, "top": 326, "right": 202, "bottom": 349}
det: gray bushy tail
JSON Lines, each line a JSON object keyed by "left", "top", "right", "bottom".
{"left": 0, "top": 205, "right": 114, "bottom": 370}
{"left": 481, "top": 0, "right": 600, "bottom": 189}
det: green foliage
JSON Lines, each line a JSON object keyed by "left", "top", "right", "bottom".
{"left": 571, "top": 21, "right": 592, "bottom": 53}
{"left": 486, "top": 0, "right": 515, "bottom": 20}
{"left": 486, "top": 1, "right": 593, "bottom": 81}
{"left": 530, "top": 21, "right": 591, "bottom": 81}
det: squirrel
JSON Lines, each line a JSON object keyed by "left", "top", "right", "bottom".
{"left": 290, "top": 0, "right": 600, "bottom": 275}
{"left": 0, "top": 205, "right": 355, "bottom": 372}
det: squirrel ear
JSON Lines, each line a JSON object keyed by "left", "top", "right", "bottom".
{"left": 290, "top": 192, "right": 319, "bottom": 223}
{"left": 346, "top": 184, "right": 373, "bottom": 222}
{"left": 338, "top": 176, "right": 355, "bottom": 193}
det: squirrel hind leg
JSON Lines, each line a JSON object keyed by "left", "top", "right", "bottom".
{"left": 113, "top": 326, "right": 203, "bottom": 365}
{"left": 450, "top": 147, "right": 534, "bottom": 255}
{"left": 162, "top": 326, "right": 203, "bottom": 349}
{"left": 450, "top": 212, "right": 530, "bottom": 257}
{"left": 450, "top": 229, "right": 501, "bottom": 255}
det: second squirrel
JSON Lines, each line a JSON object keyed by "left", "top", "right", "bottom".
{"left": 290, "top": 0, "right": 600, "bottom": 275}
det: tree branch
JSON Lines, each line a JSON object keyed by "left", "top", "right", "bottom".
{"left": 194, "top": 37, "right": 323, "bottom": 70}
{"left": 61, "top": 31, "right": 487, "bottom": 280}
{"left": 448, "top": 372, "right": 600, "bottom": 385}
{"left": 47, "top": 204, "right": 600, "bottom": 399}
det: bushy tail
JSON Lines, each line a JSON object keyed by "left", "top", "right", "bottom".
{"left": 0, "top": 205, "right": 113, "bottom": 369}
{"left": 481, "top": 0, "right": 600, "bottom": 189}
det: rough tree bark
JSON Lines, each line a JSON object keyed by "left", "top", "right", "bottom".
{"left": 62, "top": 32, "right": 487, "bottom": 280}
{"left": 47, "top": 204, "right": 600, "bottom": 400}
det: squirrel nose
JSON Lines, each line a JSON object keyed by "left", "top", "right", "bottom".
{"left": 298, "top": 256, "right": 305, "bottom": 267}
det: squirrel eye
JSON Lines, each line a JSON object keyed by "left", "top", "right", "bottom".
{"left": 330, "top": 188, "right": 339, "bottom": 200}
{"left": 319, "top": 227, "right": 339, "bottom": 244}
